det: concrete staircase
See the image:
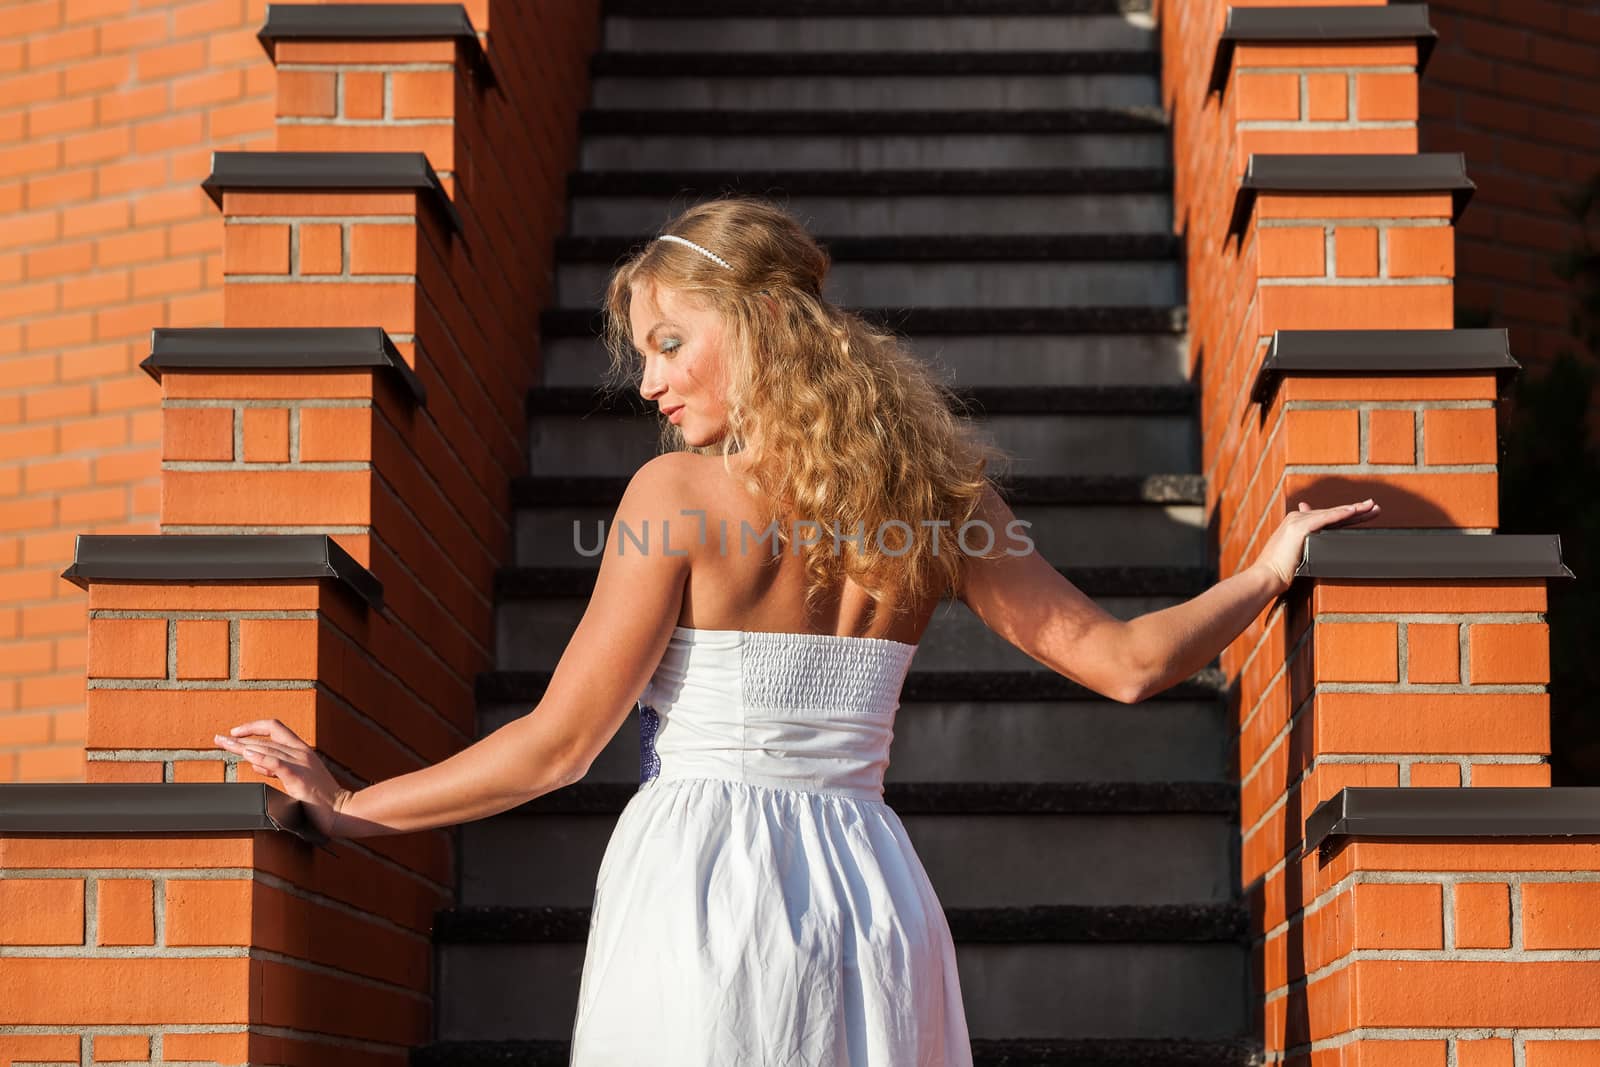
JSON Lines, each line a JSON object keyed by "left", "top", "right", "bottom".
{"left": 415, "top": 2, "right": 1259, "bottom": 1063}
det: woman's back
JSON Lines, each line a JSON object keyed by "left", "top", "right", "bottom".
{"left": 662, "top": 452, "right": 946, "bottom": 648}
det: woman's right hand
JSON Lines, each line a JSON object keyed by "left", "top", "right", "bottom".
{"left": 1251, "top": 497, "right": 1383, "bottom": 594}
{"left": 214, "top": 719, "right": 353, "bottom": 840}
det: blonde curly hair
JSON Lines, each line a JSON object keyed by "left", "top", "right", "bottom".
{"left": 598, "top": 195, "right": 1013, "bottom": 616}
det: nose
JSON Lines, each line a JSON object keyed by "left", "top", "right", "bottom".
{"left": 638, "top": 354, "right": 665, "bottom": 402}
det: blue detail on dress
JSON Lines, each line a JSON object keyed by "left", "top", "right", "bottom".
{"left": 638, "top": 702, "right": 661, "bottom": 784}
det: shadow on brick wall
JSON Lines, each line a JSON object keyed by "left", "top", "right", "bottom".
{"left": 1494, "top": 169, "right": 1600, "bottom": 786}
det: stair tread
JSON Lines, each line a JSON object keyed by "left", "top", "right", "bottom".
{"left": 411, "top": 1036, "right": 1260, "bottom": 1067}
{"left": 495, "top": 564, "right": 1212, "bottom": 601}
{"left": 433, "top": 901, "right": 1248, "bottom": 944}
{"left": 581, "top": 107, "right": 1169, "bottom": 133}
{"left": 480, "top": 665, "right": 1223, "bottom": 708}
{"left": 543, "top": 305, "right": 1187, "bottom": 335}
{"left": 509, "top": 472, "right": 1205, "bottom": 507}
{"left": 527, "top": 383, "right": 1194, "bottom": 417}
{"left": 569, "top": 166, "right": 1174, "bottom": 194}
{"left": 591, "top": 49, "right": 1160, "bottom": 76}
{"left": 497, "top": 779, "right": 1235, "bottom": 815}
{"left": 556, "top": 233, "right": 1183, "bottom": 261}
{"left": 605, "top": 0, "right": 1154, "bottom": 16}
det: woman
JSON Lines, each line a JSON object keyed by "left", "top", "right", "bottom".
{"left": 214, "top": 197, "right": 1380, "bottom": 1064}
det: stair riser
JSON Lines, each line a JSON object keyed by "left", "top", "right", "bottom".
{"left": 456, "top": 811, "right": 1235, "bottom": 909}
{"left": 554, "top": 260, "right": 1183, "bottom": 310}
{"left": 601, "top": 15, "right": 1157, "bottom": 53}
{"left": 579, "top": 132, "right": 1169, "bottom": 171}
{"left": 914, "top": 599, "right": 1188, "bottom": 672}
{"left": 436, "top": 940, "right": 1244, "bottom": 1042}
{"left": 480, "top": 699, "right": 1229, "bottom": 784}
{"left": 526, "top": 413, "right": 1198, "bottom": 478}
{"left": 591, "top": 74, "right": 1161, "bottom": 111}
{"left": 495, "top": 596, "right": 1184, "bottom": 673}
{"left": 515, "top": 503, "right": 1207, "bottom": 569}
{"left": 569, "top": 192, "right": 1175, "bottom": 237}
{"left": 540, "top": 333, "right": 1191, "bottom": 390}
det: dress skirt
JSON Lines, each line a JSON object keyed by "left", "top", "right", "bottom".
{"left": 567, "top": 774, "right": 973, "bottom": 1066}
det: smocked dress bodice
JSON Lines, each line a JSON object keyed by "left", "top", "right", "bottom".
{"left": 635, "top": 624, "right": 920, "bottom": 802}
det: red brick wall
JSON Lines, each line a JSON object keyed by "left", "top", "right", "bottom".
{"left": 1, "top": 0, "right": 281, "bottom": 782}
{"left": 1, "top": 3, "right": 606, "bottom": 1054}
{"left": 1419, "top": 0, "right": 1600, "bottom": 384}
{"left": 1159, "top": 0, "right": 1593, "bottom": 1057}
{"left": 0, "top": 0, "right": 601, "bottom": 783}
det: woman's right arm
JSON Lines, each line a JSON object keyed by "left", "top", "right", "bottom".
{"left": 956, "top": 485, "right": 1378, "bottom": 704}
{"left": 954, "top": 483, "right": 1152, "bottom": 704}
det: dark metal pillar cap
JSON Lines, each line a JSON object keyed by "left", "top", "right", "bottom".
{"left": 257, "top": 3, "right": 491, "bottom": 84}
{"left": 141, "top": 326, "right": 426, "bottom": 407}
{"left": 1293, "top": 530, "right": 1574, "bottom": 582}
{"left": 1306, "top": 785, "right": 1600, "bottom": 857}
{"left": 0, "top": 782, "right": 333, "bottom": 852}
{"left": 60, "top": 533, "right": 384, "bottom": 613}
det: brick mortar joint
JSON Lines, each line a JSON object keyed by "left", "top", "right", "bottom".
{"left": 1252, "top": 867, "right": 1600, "bottom": 948}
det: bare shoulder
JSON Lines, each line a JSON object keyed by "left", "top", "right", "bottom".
{"left": 615, "top": 453, "right": 731, "bottom": 557}
{"left": 630, "top": 451, "right": 703, "bottom": 489}
{"left": 951, "top": 481, "right": 1014, "bottom": 602}
{"left": 632, "top": 452, "right": 752, "bottom": 510}
{"left": 619, "top": 452, "right": 707, "bottom": 515}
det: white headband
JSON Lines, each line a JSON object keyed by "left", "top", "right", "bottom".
{"left": 657, "top": 234, "right": 731, "bottom": 270}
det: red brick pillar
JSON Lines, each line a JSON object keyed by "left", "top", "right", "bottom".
{"left": 1160, "top": 3, "right": 1598, "bottom": 1061}
{"left": 0, "top": 1, "right": 608, "bottom": 1056}
{"left": 7, "top": 536, "right": 440, "bottom": 1065}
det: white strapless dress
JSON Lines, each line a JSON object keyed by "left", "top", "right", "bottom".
{"left": 568, "top": 625, "right": 973, "bottom": 1066}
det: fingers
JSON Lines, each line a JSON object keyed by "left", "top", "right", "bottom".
{"left": 231, "top": 745, "right": 292, "bottom": 781}
{"left": 1290, "top": 498, "right": 1380, "bottom": 520}
{"left": 226, "top": 718, "right": 305, "bottom": 749}
{"left": 214, "top": 734, "right": 302, "bottom": 767}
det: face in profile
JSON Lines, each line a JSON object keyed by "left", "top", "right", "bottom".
{"left": 630, "top": 280, "right": 735, "bottom": 449}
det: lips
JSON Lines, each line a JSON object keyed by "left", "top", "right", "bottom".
{"left": 662, "top": 404, "right": 684, "bottom": 421}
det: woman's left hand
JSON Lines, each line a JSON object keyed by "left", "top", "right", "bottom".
{"left": 213, "top": 719, "right": 352, "bottom": 840}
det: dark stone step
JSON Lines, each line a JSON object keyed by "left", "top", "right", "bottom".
{"left": 411, "top": 1036, "right": 1260, "bottom": 1067}
{"left": 605, "top": 0, "right": 1154, "bottom": 16}
{"left": 495, "top": 780, "right": 1236, "bottom": 816}
{"left": 569, "top": 166, "right": 1174, "bottom": 196}
{"left": 495, "top": 563, "right": 1211, "bottom": 600}
{"left": 591, "top": 49, "right": 1160, "bottom": 77}
{"left": 432, "top": 901, "right": 1248, "bottom": 944}
{"left": 973, "top": 1038, "right": 1261, "bottom": 1067}
{"left": 580, "top": 107, "right": 1168, "bottom": 134}
{"left": 543, "top": 305, "right": 1187, "bottom": 337}
{"left": 895, "top": 666, "right": 1225, "bottom": 702}
{"left": 526, "top": 383, "right": 1196, "bottom": 418}
{"left": 477, "top": 664, "right": 1225, "bottom": 707}
{"left": 555, "top": 233, "right": 1183, "bottom": 263}
{"left": 509, "top": 472, "right": 1206, "bottom": 508}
